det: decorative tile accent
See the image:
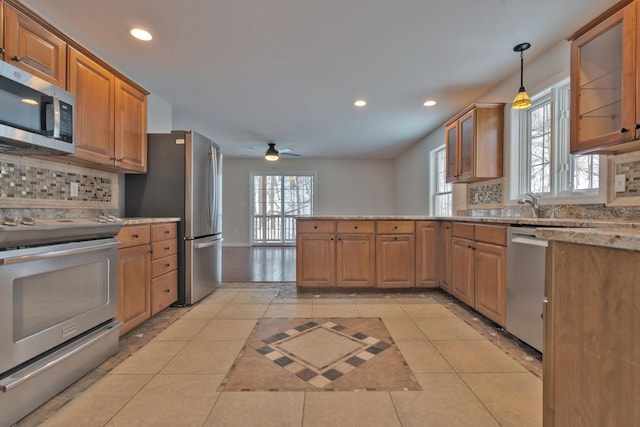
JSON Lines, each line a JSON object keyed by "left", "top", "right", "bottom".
{"left": 221, "top": 317, "right": 420, "bottom": 392}
{"left": 468, "top": 182, "right": 503, "bottom": 206}
{"left": 259, "top": 321, "right": 389, "bottom": 388}
{"left": 0, "top": 154, "right": 117, "bottom": 209}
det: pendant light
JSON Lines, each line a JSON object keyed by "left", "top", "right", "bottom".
{"left": 265, "top": 143, "right": 279, "bottom": 161}
{"left": 512, "top": 42, "right": 532, "bottom": 110}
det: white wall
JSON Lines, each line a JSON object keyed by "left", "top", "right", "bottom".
{"left": 393, "top": 40, "right": 572, "bottom": 214}
{"left": 222, "top": 157, "right": 395, "bottom": 245}
{"left": 146, "top": 93, "right": 173, "bottom": 133}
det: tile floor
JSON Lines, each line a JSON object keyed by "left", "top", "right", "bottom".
{"left": 25, "top": 284, "right": 542, "bottom": 427}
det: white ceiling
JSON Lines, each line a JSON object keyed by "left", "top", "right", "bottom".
{"left": 22, "top": 0, "right": 617, "bottom": 159}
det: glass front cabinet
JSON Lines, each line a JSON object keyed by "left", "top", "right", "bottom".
{"left": 570, "top": 0, "right": 638, "bottom": 154}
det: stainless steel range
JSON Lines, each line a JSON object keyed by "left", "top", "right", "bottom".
{"left": 0, "top": 216, "right": 122, "bottom": 426}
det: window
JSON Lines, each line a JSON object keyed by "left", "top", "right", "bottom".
{"left": 431, "top": 146, "right": 452, "bottom": 216}
{"left": 251, "top": 173, "right": 314, "bottom": 244}
{"left": 512, "top": 80, "right": 601, "bottom": 202}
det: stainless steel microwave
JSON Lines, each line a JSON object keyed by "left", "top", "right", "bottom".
{"left": 0, "top": 61, "right": 75, "bottom": 155}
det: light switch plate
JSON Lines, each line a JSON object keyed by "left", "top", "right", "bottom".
{"left": 70, "top": 182, "right": 79, "bottom": 197}
{"left": 615, "top": 174, "right": 626, "bottom": 192}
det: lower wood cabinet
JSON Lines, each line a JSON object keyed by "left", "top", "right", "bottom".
{"left": 117, "top": 221, "right": 177, "bottom": 335}
{"left": 416, "top": 221, "right": 439, "bottom": 288}
{"left": 117, "top": 243, "right": 150, "bottom": 336}
{"left": 451, "top": 222, "right": 507, "bottom": 326}
{"left": 336, "top": 233, "right": 375, "bottom": 287}
{"left": 296, "top": 232, "right": 336, "bottom": 287}
{"left": 376, "top": 220, "right": 415, "bottom": 288}
{"left": 545, "top": 241, "right": 639, "bottom": 426}
{"left": 438, "top": 222, "right": 452, "bottom": 293}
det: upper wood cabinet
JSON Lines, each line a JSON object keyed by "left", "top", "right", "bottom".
{"left": 68, "top": 47, "right": 115, "bottom": 165}
{"left": 445, "top": 103, "right": 504, "bottom": 183}
{"left": 68, "top": 47, "right": 147, "bottom": 173}
{"left": 569, "top": 0, "right": 638, "bottom": 154}
{"left": 3, "top": 3, "right": 66, "bottom": 87}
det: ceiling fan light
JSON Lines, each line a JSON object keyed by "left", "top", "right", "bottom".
{"left": 512, "top": 87, "right": 531, "bottom": 109}
{"left": 265, "top": 143, "right": 279, "bottom": 161}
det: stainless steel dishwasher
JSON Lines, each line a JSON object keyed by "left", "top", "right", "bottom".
{"left": 506, "top": 226, "right": 547, "bottom": 352}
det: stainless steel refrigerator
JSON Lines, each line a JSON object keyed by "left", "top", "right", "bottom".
{"left": 125, "top": 130, "right": 222, "bottom": 305}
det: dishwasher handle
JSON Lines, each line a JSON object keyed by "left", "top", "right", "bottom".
{"left": 511, "top": 234, "right": 548, "bottom": 247}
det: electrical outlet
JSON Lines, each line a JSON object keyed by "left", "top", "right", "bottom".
{"left": 615, "top": 174, "right": 626, "bottom": 192}
{"left": 70, "top": 182, "right": 79, "bottom": 197}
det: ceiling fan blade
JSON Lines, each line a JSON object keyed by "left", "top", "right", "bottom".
{"left": 279, "top": 152, "right": 302, "bottom": 158}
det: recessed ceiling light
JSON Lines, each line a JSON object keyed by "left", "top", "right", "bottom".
{"left": 354, "top": 99, "right": 367, "bottom": 107}
{"left": 130, "top": 28, "right": 152, "bottom": 41}
{"left": 423, "top": 100, "right": 437, "bottom": 107}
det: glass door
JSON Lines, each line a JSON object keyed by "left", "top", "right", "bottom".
{"left": 252, "top": 174, "right": 314, "bottom": 244}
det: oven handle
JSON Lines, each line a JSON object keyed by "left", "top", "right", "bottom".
{"left": 0, "top": 240, "right": 120, "bottom": 265}
{"left": 0, "top": 321, "right": 121, "bottom": 392}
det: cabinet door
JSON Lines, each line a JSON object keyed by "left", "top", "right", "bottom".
{"left": 68, "top": 47, "right": 115, "bottom": 165}
{"left": 117, "top": 244, "right": 151, "bottom": 335}
{"left": 474, "top": 242, "right": 506, "bottom": 326}
{"left": 4, "top": 4, "right": 66, "bottom": 87}
{"left": 151, "top": 270, "right": 177, "bottom": 315}
{"left": 570, "top": 4, "right": 636, "bottom": 153}
{"left": 416, "top": 221, "right": 438, "bottom": 288}
{"left": 438, "top": 222, "right": 452, "bottom": 293}
{"left": 115, "top": 78, "right": 147, "bottom": 172}
{"left": 296, "top": 233, "right": 335, "bottom": 287}
{"left": 445, "top": 121, "right": 459, "bottom": 182}
{"left": 458, "top": 109, "right": 476, "bottom": 180}
{"left": 336, "top": 234, "right": 375, "bottom": 287}
{"left": 376, "top": 234, "right": 415, "bottom": 288}
{"left": 451, "top": 237, "right": 474, "bottom": 306}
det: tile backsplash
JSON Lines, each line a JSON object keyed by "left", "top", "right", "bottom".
{"left": 467, "top": 179, "right": 503, "bottom": 206}
{"left": 0, "top": 154, "right": 118, "bottom": 210}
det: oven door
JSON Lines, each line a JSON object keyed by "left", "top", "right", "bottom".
{"left": 0, "top": 238, "right": 119, "bottom": 374}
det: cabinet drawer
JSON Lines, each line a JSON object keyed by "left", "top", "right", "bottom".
{"left": 474, "top": 224, "right": 507, "bottom": 246}
{"left": 151, "top": 270, "right": 177, "bottom": 315}
{"left": 376, "top": 221, "right": 415, "bottom": 234}
{"left": 337, "top": 220, "right": 375, "bottom": 234}
{"left": 452, "top": 222, "right": 474, "bottom": 239}
{"left": 151, "top": 222, "right": 177, "bottom": 242}
{"left": 151, "top": 239, "right": 178, "bottom": 260}
{"left": 297, "top": 220, "right": 335, "bottom": 233}
{"left": 151, "top": 254, "right": 178, "bottom": 278}
{"left": 117, "top": 225, "right": 151, "bottom": 248}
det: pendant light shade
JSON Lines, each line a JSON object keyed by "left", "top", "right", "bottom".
{"left": 265, "top": 143, "right": 279, "bottom": 161}
{"left": 512, "top": 42, "right": 532, "bottom": 110}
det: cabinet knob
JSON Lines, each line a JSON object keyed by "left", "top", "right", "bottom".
{"left": 394, "top": 226, "right": 398, "bottom": 229}
{"left": 165, "top": 263, "right": 171, "bottom": 267}
{"left": 354, "top": 225, "right": 358, "bottom": 229}
{"left": 165, "top": 246, "right": 170, "bottom": 251}
{"left": 338, "top": 237, "right": 342, "bottom": 240}
{"left": 164, "top": 230, "right": 170, "bottom": 234}
{"left": 331, "top": 237, "right": 334, "bottom": 240}
{"left": 394, "top": 237, "right": 398, "bottom": 240}
{"left": 132, "top": 234, "right": 139, "bottom": 238}
{"left": 313, "top": 225, "right": 318, "bottom": 229}
{"left": 0, "top": 48, "right": 5, "bottom": 55}
{"left": 621, "top": 127, "right": 630, "bottom": 133}
{"left": 11, "top": 56, "right": 21, "bottom": 62}
{"left": 636, "top": 123, "right": 640, "bottom": 130}
{"left": 165, "top": 289, "right": 171, "bottom": 293}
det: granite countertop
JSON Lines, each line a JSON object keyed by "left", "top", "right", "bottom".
{"left": 299, "top": 215, "right": 640, "bottom": 229}
{"left": 120, "top": 217, "right": 181, "bottom": 225}
{"left": 536, "top": 227, "right": 640, "bottom": 251}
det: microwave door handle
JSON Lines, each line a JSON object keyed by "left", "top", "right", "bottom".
{"left": 52, "top": 97, "right": 61, "bottom": 139}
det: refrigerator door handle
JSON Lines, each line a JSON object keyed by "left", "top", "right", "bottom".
{"left": 194, "top": 238, "right": 222, "bottom": 249}
{"left": 211, "top": 146, "right": 218, "bottom": 232}
{"left": 206, "top": 149, "right": 213, "bottom": 229}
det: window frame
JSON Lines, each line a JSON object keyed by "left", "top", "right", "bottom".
{"left": 430, "top": 145, "right": 452, "bottom": 216}
{"left": 508, "top": 78, "right": 605, "bottom": 205}
{"left": 249, "top": 171, "right": 316, "bottom": 246}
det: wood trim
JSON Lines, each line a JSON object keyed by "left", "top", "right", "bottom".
{"left": 4, "top": 0, "right": 149, "bottom": 94}
{"left": 567, "top": 0, "right": 634, "bottom": 41}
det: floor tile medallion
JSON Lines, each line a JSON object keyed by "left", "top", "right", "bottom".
{"left": 221, "top": 317, "right": 420, "bottom": 391}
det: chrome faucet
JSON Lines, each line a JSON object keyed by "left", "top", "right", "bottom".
{"left": 517, "top": 193, "right": 540, "bottom": 218}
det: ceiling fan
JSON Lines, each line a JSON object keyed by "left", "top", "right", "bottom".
{"left": 265, "top": 142, "right": 302, "bottom": 161}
